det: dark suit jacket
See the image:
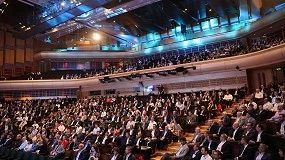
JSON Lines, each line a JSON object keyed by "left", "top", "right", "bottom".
{"left": 229, "top": 127, "right": 244, "bottom": 141}
{"left": 208, "top": 123, "right": 218, "bottom": 134}
{"left": 109, "top": 154, "right": 123, "bottom": 160}
{"left": 254, "top": 151, "right": 272, "bottom": 160}
{"left": 217, "top": 126, "right": 227, "bottom": 136}
{"left": 255, "top": 110, "right": 268, "bottom": 121}
{"left": 237, "top": 144, "right": 254, "bottom": 160}
{"left": 123, "top": 154, "right": 136, "bottom": 160}
{"left": 75, "top": 149, "right": 89, "bottom": 160}
{"left": 243, "top": 129, "right": 257, "bottom": 141}
{"left": 186, "top": 150, "right": 201, "bottom": 160}
{"left": 221, "top": 141, "right": 233, "bottom": 159}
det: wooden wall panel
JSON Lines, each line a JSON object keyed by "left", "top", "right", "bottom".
{"left": 16, "top": 39, "right": 25, "bottom": 46}
{"left": 0, "top": 31, "right": 4, "bottom": 48}
{"left": 0, "top": 50, "right": 3, "bottom": 66}
{"left": 5, "top": 32, "right": 15, "bottom": 47}
{"left": 16, "top": 49, "right": 25, "bottom": 63}
{"left": 26, "top": 37, "right": 33, "bottom": 46}
{"left": 25, "top": 48, "right": 33, "bottom": 62}
{"left": 4, "top": 49, "right": 15, "bottom": 64}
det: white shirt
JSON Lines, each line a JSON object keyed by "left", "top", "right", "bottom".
{"left": 58, "top": 125, "right": 65, "bottom": 132}
{"left": 111, "top": 154, "right": 118, "bottom": 160}
{"left": 255, "top": 152, "right": 265, "bottom": 160}
{"left": 255, "top": 92, "right": 263, "bottom": 99}
{"left": 200, "top": 154, "right": 213, "bottom": 160}
{"left": 92, "top": 127, "right": 101, "bottom": 135}
{"left": 263, "top": 102, "right": 273, "bottom": 110}
{"left": 147, "top": 121, "right": 157, "bottom": 130}
{"left": 239, "top": 144, "right": 248, "bottom": 157}
{"left": 257, "top": 131, "right": 262, "bottom": 142}
{"left": 126, "top": 121, "right": 135, "bottom": 129}
{"left": 223, "top": 94, "right": 233, "bottom": 101}
{"left": 216, "top": 141, "right": 226, "bottom": 151}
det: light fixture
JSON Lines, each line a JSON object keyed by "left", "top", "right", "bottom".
{"left": 61, "top": 2, "right": 65, "bottom": 6}
{"left": 184, "top": 8, "right": 187, "bottom": 11}
{"left": 93, "top": 33, "right": 101, "bottom": 40}
{"left": 209, "top": 9, "right": 212, "bottom": 12}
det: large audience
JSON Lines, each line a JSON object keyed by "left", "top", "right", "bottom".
{"left": 8, "top": 35, "right": 283, "bottom": 81}
{"left": 0, "top": 81, "right": 284, "bottom": 160}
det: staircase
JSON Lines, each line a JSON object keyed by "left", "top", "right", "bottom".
{"left": 151, "top": 96, "right": 252, "bottom": 160}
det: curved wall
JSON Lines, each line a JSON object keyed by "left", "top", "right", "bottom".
{"left": 0, "top": 44, "right": 285, "bottom": 95}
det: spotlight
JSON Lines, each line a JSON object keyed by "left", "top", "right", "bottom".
{"left": 61, "top": 2, "right": 65, "bottom": 6}
{"left": 93, "top": 33, "right": 101, "bottom": 40}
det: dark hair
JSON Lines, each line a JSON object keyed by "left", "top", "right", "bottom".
{"left": 256, "top": 124, "right": 264, "bottom": 130}
{"left": 180, "top": 137, "right": 186, "bottom": 142}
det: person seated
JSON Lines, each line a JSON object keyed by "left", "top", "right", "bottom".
{"left": 123, "top": 146, "right": 136, "bottom": 160}
{"left": 109, "top": 147, "right": 122, "bottom": 160}
{"left": 223, "top": 91, "right": 233, "bottom": 108}
{"left": 211, "top": 150, "right": 222, "bottom": 160}
{"left": 276, "top": 114, "right": 285, "bottom": 138}
{"left": 160, "top": 138, "right": 189, "bottom": 160}
{"left": 254, "top": 89, "right": 264, "bottom": 104}
{"left": 269, "top": 104, "right": 285, "bottom": 122}
{"left": 157, "top": 126, "right": 172, "bottom": 150}
{"left": 254, "top": 143, "right": 272, "bottom": 160}
{"left": 216, "top": 134, "right": 232, "bottom": 159}
{"left": 228, "top": 122, "right": 243, "bottom": 142}
{"left": 234, "top": 136, "right": 255, "bottom": 160}
{"left": 49, "top": 140, "right": 65, "bottom": 158}
{"left": 200, "top": 146, "right": 213, "bottom": 160}
{"left": 255, "top": 105, "right": 268, "bottom": 121}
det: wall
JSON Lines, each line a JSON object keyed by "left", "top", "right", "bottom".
{"left": 0, "top": 30, "right": 34, "bottom": 78}
{"left": 247, "top": 68, "right": 274, "bottom": 93}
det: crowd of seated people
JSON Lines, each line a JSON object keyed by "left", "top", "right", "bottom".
{"left": 0, "top": 83, "right": 284, "bottom": 160}
{"left": 4, "top": 35, "right": 284, "bottom": 81}
{"left": 159, "top": 82, "right": 285, "bottom": 160}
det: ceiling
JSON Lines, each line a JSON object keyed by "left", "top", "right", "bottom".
{"left": 0, "top": 0, "right": 282, "bottom": 45}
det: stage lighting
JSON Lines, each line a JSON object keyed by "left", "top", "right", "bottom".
{"left": 93, "top": 33, "right": 101, "bottom": 40}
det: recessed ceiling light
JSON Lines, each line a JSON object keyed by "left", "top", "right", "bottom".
{"left": 185, "top": 9, "right": 187, "bottom": 11}
{"left": 209, "top": 9, "right": 212, "bottom": 12}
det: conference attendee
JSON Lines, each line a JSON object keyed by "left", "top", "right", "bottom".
{"left": 49, "top": 140, "right": 65, "bottom": 159}
{"left": 123, "top": 146, "right": 136, "bottom": 160}
{"left": 228, "top": 122, "right": 243, "bottom": 141}
{"left": 183, "top": 143, "right": 201, "bottom": 160}
{"left": 276, "top": 114, "right": 285, "bottom": 138}
{"left": 242, "top": 122, "right": 257, "bottom": 141}
{"left": 109, "top": 147, "right": 123, "bottom": 160}
{"left": 200, "top": 146, "right": 213, "bottom": 160}
{"left": 189, "top": 127, "right": 204, "bottom": 146}
{"left": 207, "top": 120, "right": 218, "bottom": 135}
{"left": 157, "top": 126, "right": 172, "bottom": 149}
{"left": 256, "top": 105, "right": 268, "bottom": 121}
{"left": 263, "top": 98, "right": 273, "bottom": 111}
{"left": 216, "top": 120, "right": 227, "bottom": 137}
{"left": 211, "top": 150, "right": 222, "bottom": 160}
{"left": 161, "top": 137, "right": 189, "bottom": 160}
{"left": 269, "top": 104, "right": 285, "bottom": 121}
{"left": 234, "top": 136, "right": 254, "bottom": 160}
{"left": 75, "top": 143, "right": 89, "bottom": 160}
{"left": 216, "top": 134, "right": 232, "bottom": 159}
{"left": 254, "top": 143, "right": 272, "bottom": 160}
{"left": 251, "top": 124, "right": 269, "bottom": 145}
{"left": 223, "top": 91, "right": 233, "bottom": 108}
